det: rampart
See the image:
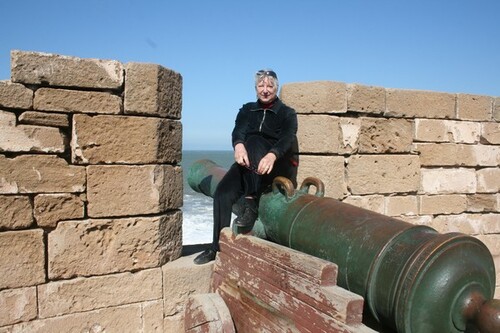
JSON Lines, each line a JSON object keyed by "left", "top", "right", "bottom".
{"left": 0, "top": 50, "right": 498, "bottom": 332}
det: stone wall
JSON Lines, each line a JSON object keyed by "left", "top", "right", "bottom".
{"left": 0, "top": 50, "right": 213, "bottom": 332}
{"left": 281, "top": 81, "right": 500, "bottom": 297}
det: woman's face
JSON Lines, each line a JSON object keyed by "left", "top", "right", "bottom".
{"left": 256, "top": 77, "right": 277, "bottom": 104}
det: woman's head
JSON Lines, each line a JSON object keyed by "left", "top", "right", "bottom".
{"left": 255, "top": 69, "right": 279, "bottom": 104}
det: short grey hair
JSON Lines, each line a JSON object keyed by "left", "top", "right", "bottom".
{"left": 255, "top": 69, "right": 279, "bottom": 89}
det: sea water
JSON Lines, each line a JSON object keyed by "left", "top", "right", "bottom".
{"left": 181, "top": 150, "right": 234, "bottom": 245}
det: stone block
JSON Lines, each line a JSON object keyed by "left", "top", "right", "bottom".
{"left": 466, "top": 194, "right": 498, "bottom": 213}
{"left": 38, "top": 268, "right": 162, "bottom": 318}
{"left": 0, "top": 287, "right": 37, "bottom": 327}
{"left": 72, "top": 114, "right": 182, "bottom": 164}
{"left": 11, "top": 50, "right": 124, "bottom": 90}
{"left": 87, "top": 164, "right": 182, "bottom": 217}
{"left": 473, "top": 145, "right": 500, "bottom": 166}
{"left": 386, "top": 89, "right": 455, "bottom": 118}
{"left": 34, "top": 193, "right": 85, "bottom": 228}
{"left": 34, "top": 88, "right": 122, "bottom": 114}
{"left": 48, "top": 212, "right": 182, "bottom": 279}
{"left": 164, "top": 314, "right": 184, "bottom": 333}
{"left": 297, "top": 114, "right": 341, "bottom": 153}
{"left": 339, "top": 117, "right": 361, "bottom": 152}
{"left": 341, "top": 195, "right": 384, "bottom": 214}
{"left": 0, "top": 304, "right": 142, "bottom": 333}
{"left": 347, "top": 155, "right": 420, "bottom": 194}
{"left": 414, "top": 119, "right": 480, "bottom": 143}
{"left": 419, "top": 195, "right": 467, "bottom": 215}
{"left": 0, "top": 229, "right": 45, "bottom": 289}
{"left": 281, "top": 81, "right": 347, "bottom": 114}
{"left": 0, "top": 195, "right": 33, "bottom": 230}
{"left": 429, "top": 213, "right": 500, "bottom": 235}
{"left": 297, "top": 155, "right": 347, "bottom": 199}
{"left": 420, "top": 168, "right": 476, "bottom": 194}
{"left": 415, "top": 143, "right": 476, "bottom": 166}
{"left": 0, "top": 110, "right": 66, "bottom": 153}
{"left": 124, "top": 63, "right": 182, "bottom": 119}
{"left": 19, "top": 111, "right": 69, "bottom": 127}
{"left": 477, "top": 168, "right": 500, "bottom": 193}
{"left": 346, "top": 83, "right": 385, "bottom": 114}
{"left": 494, "top": 97, "right": 500, "bottom": 121}
{"left": 0, "top": 81, "right": 33, "bottom": 109}
{"left": 457, "top": 93, "right": 493, "bottom": 121}
{"left": 162, "top": 253, "right": 214, "bottom": 317}
{"left": 385, "top": 195, "right": 418, "bottom": 216}
{"left": 481, "top": 122, "right": 500, "bottom": 144}
{"left": 142, "top": 300, "right": 164, "bottom": 333}
{"left": 358, "top": 117, "right": 413, "bottom": 153}
{"left": 0, "top": 155, "right": 85, "bottom": 194}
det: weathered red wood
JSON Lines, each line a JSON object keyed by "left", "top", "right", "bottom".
{"left": 184, "top": 293, "right": 236, "bottom": 333}
{"left": 219, "top": 228, "right": 337, "bottom": 286}
{"left": 217, "top": 229, "right": 364, "bottom": 325}
{"left": 208, "top": 228, "right": 375, "bottom": 333}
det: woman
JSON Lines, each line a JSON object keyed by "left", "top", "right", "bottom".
{"left": 194, "top": 69, "right": 298, "bottom": 264}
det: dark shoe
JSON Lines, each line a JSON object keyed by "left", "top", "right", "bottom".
{"left": 193, "top": 249, "right": 217, "bottom": 265}
{"left": 234, "top": 200, "right": 258, "bottom": 227}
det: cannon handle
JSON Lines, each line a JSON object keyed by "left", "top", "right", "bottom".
{"left": 299, "top": 177, "right": 325, "bottom": 197}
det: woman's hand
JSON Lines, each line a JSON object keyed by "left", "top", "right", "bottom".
{"left": 234, "top": 143, "right": 249, "bottom": 167}
{"left": 258, "top": 152, "right": 277, "bottom": 175}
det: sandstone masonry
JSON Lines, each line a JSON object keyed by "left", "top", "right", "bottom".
{"left": 281, "top": 81, "right": 500, "bottom": 297}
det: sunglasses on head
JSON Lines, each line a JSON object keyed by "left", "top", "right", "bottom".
{"left": 256, "top": 70, "right": 277, "bottom": 79}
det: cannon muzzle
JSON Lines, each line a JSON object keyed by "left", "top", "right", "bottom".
{"left": 187, "top": 159, "right": 500, "bottom": 333}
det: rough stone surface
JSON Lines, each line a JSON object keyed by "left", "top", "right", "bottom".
{"left": 297, "top": 115, "right": 342, "bottom": 153}
{"left": 347, "top": 155, "right": 420, "bottom": 194}
{"left": 342, "top": 195, "right": 385, "bottom": 214}
{"left": 0, "top": 110, "right": 66, "bottom": 153}
{"left": 419, "top": 195, "right": 467, "bottom": 215}
{"left": 0, "top": 287, "right": 37, "bottom": 327}
{"left": 467, "top": 194, "right": 498, "bottom": 213}
{"left": 48, "top": 212, "right": 182, "bottom": 279}
{"left": 0, "top": 195, "right": 33, "bottom": 230}
{"left": 481, "top": 122, "right": 500, "bottom": 144}
{"left": 414, "top": 119, "right": 481, "bottom": 143}
{"left": 358, "top": 117, "right": 413, "bottom": 153}
{"left": 34, "top": 193, "right": 85, "bottom": 228}
{"left": 0, "top": 81, "right": 33, "bottom": 109}
{"left": 34, "top": 88, "right": 122, "bottom": 114}
{"left": 124, "top": 62, "right": 182, "bottom": 119}
{"left": 427, "top": 213, "right": 500, "bottom": 235}
{"left": 297, "top": 155, "right": 347, "bottom": 199}
{"left": 456, "top": 93, "right": 493, "bottom": 121}
{"left": 19, "top": 111, "right": 69, "bottom": 127}
{"left": 87, "top": 164, "right": 182, "bottom": 217}
{"left": 142, "top": 300, "right": 164, "bottom": 333}
{"left": 0, "top": 304, "right": 142, "bottom": 333}
{"left": 72, "top": 114, "right": 182, "bottom": 164}
{"left": 0, "top": 229, "right": 45, "bottom": 289}
{"left": 384, "top": 195, "right": 418, "bottom": 216}
{"left": 415, "top": 143, "right": 477, "bottom": 166}
{"left": 420, "top": 168, "right": 476, "bottom": 194}
{"left": 11, "top": 50, "right": 124, "bottom": 89}
{"left": 0, "top": 155, "right": 86, "bottom": 194}
{"left": 280, "top": 81, "right": 347, "bottom": 114}
{"left": 386, "top": 89, "right": 455, "bottom": 118}
{"left": 162, "top": 253, "right": 214, "bottom": 317}
{"left": 494, "top": 97, "right": 500, "bottom": 121}
{"left": 477, "top": 168, "right": 500, "bottom": 193}
{"left": 347, "top": 83, "right": 385, "bottom": 114}
{"left": 38, "top": 268, "right": 162, "bottom": 318}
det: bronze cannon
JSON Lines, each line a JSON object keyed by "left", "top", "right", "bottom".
{"left": 187, "top": 159, "right": 500, "bottom": 333}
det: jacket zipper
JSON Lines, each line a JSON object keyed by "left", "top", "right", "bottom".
{"left": 259, "top": 109, "right": 267, "bottom": 132}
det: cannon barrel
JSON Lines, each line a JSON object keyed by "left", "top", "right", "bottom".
{"left": 187, "top": 159, "right": 500, "bottom": 333}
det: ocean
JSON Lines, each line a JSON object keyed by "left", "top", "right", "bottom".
{"left": 181, "top": 150, "right": 234, "bottom": 245}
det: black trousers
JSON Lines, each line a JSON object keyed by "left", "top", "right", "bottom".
{"left": 211, "top": 135, "right": 297, "bottom": 251}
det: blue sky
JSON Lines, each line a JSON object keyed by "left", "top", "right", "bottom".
{"left": 1, "top": 0, "right": 498, "bottom": 150}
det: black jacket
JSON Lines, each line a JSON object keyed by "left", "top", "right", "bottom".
{"left": 231, "top": 98, "right": 298, "bottom": 159}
